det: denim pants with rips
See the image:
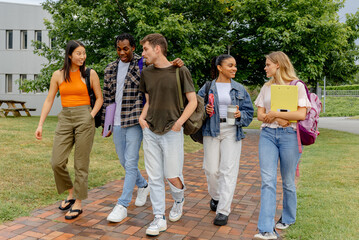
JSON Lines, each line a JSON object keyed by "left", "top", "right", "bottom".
{"left": 142, "top": 127, "right": 185, "bottom": 216}
{"left": 113, "top": 125, "right": 148, "bottom": 207}
{"left": 257, "top": 127, "right": 300, "bottom": 233}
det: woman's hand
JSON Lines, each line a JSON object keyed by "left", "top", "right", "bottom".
{"left": 35, "top": 126, "right": 43, "bottom": 140}
{"left": 234, "top": 105, "right": 241, "bottom": 119}
{"left": 276, "top": 118, "right": 290, "bottom": 127}
{"left": 264, "top": 111, "right": 277, "bottom": 123}
{"left": 206, "top": 104, "right": 214, "bottom": 115}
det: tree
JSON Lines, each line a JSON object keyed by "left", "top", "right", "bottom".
{"left": 21, "top": 0, "right": 359, "bottom": 92}
{"left": 229, "top": 0, "right": 359, "bottom": 87}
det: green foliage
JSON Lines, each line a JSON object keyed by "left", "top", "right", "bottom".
{"left": 320, "top": 96, "right": 359, "bottom": 117}
{"left": 230, "top": 0, "right": 359, "bottom": 86}
{"left": 320, "top": 84, "right": 359, "bottom": 90}
{"left": 21, "top": 0, "right": 359, "bottom": 92}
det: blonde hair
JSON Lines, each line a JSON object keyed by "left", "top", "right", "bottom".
{"left": 265, "top": 51, "right": 298, "bottom": 86}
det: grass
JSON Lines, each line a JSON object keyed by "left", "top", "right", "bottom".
{"left": 320, "top": 96, "right": 359, "bottom": 117}
{"left": 246, "top": 119, "right": 359, "bottom": 239}
{"left": 285, "top": 129, "right": 359, "bottom": 239}
{"left": 0, "top": 116, "right": 202, "bottom": 224}
{"left": 2, "top": 116, "right": 359, "bottom": 239}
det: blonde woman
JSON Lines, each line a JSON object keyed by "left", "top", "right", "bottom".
{"left": 254, "top": 51, "right": 311, "bottom": 240}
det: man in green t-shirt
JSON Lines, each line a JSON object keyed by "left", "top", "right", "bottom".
{"left": 139, "top": 33, "right": 197, "bottom": 236}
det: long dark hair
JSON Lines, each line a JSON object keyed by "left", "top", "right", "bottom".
{"left": 210, "top": 54, "right": 233, "bottom": 79}
{"left": 62, "top": 40, "right": 86, "bottom": 82}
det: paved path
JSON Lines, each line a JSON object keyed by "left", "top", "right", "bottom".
{"left": 0, "top": 131, "right": 285, "bottom": 240}
{"left": 319, "top": 117, "right": 359, "bottom": 134}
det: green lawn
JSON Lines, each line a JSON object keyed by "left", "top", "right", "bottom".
{"left": 320, "top": 96, "right": 359, "bottom": 117}
{"left": 1, "top": 117, "right": 359, "bottom": 239}
{"left": 0, "top": 116, "right": 202, "bottom": 223}
{"left": 285, "top": 128, "right": 359, "bottom": 239}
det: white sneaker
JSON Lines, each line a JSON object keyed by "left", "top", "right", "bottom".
{"left": 146, "top": 215, "right": 167, "bottom": 236}
{"left": 169, "top": 198, "right": 184, "bottom": 222}
{"left": 254, "top": 232, "right": 278, "bottom": 240}
{"left": 107, "top": 204, "right": 127, "bottom": 222}
{"left": 275, "top": 217, "right": 292, "bottom": 230}
{"left": 135, "top": 184, "right": 150, "bottom": 207}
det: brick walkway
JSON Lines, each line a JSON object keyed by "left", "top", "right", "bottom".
{"left": 0, "top": 130, "right": 285, "bottom": 240}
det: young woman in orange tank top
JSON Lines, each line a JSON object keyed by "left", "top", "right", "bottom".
{"left": 35, "top": 40, "right": 103, "bottom": 220}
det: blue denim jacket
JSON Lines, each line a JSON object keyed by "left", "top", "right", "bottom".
{"left": 198, "top": 79, "right": 254, "bottom": 141}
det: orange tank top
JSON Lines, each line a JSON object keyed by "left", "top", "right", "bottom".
{"left": 59, "top": 69, "right": 91, "bottom": 107}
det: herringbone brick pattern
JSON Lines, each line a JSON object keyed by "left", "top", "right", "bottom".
{"left": 0, "top": 130, "right": 286, "bottom": 239}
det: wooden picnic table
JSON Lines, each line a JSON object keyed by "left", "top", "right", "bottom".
{"left": 0, "top": 100, "right": 36, "bottom": 117}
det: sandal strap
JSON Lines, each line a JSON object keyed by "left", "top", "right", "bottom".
{"left": 69, "top": 208, "right": 82, "bottom": 213}
{"left": 64, "top": 199, "right": 75, "bottom": 204}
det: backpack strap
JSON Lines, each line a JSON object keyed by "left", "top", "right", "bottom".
{"left": 290, "top": 79, "right": 310, "bottom": 99}
{"left": 138, "top": 57, "right": 144, "bottom": 73}
{"left": 176, "top": 68, "right": 184, "bottom": 111}
{"left": 85, "top": 68, "right": 92, "bottom": 96}
{"left": 290, "top": 80, "right": 303, "bottom": 154}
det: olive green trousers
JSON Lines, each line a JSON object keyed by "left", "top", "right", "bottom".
{"left": 51, "top": 105, "right": 95, "bottom": 200}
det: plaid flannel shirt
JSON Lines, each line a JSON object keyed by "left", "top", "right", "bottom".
{"left": 101, "top": 53, "right": 143, "bottom": 128}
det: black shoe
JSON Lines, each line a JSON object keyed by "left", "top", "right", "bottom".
{"left": 65, "top": 208, "right": 83, "bottom": 220}
{"left": 213, "top": 213, "right": 228, "bottom": 226}
{"left": 210, "top": 198, "right": 218, "bottom": 211}
{"left": 59, "top": 199, "right": 76, "bottom": 211}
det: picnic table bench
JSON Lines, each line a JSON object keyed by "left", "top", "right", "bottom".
{"left": 0, "top": 100, "right": 36, "bottom": 117}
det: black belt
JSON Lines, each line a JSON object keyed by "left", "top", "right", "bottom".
{"left": 220, "top": 118, "right": 226, "bottom": 123}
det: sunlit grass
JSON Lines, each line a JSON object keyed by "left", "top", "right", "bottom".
{"left": 285, "top": 129, "right": 359, "bottom": 239}
{"left": 0, "top": 116, "right": 202, "bottom": 223}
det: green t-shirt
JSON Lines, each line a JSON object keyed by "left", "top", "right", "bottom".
{"left": 140, "top": 65, "right": 195, "bottom": 135}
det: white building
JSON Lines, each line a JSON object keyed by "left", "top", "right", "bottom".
{"left": 0, "top": 1, "right": 61, "bottom": 116}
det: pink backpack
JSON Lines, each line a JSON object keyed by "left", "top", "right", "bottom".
{"left": 290, "top": 80, "right": 322, "bottom": 177}
{"left": 290, "top": 80, "right": 322, "bottom": 149}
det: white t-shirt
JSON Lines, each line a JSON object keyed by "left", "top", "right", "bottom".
{"left": 216, "top": 82, "right": 232, "bottom": 118}
{"left": 114, "top": 61, "right": 130, "bottom": 126}
{"left": 254, "top": 81, "right": 311, "bottom": 129}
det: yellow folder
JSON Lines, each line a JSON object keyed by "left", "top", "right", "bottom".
{"left": 271, "top": 85, "right": 298, "bottom": 113}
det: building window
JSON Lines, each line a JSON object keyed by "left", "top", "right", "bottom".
{"left": 35, "top": 30, "right": 42, "bottom": 49}
{"left": 5, "top": 74, "right": 13, "bottom": 93}
{"left": 19, "top": 74, "right": 27, "bottom": 93}
{"left": 6, "top": 30, "right": 13, "bottom": 49}
{"left": 20, "top": 30, "right": 28, "bottom": 49}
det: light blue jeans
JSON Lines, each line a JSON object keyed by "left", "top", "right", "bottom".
{"left": 142, "top": 127, "right": 185, "bottom": 215}
{"left": 113, "top": 125, "right": 148, "bottom": 207}
{"left": 257, "top": 127, "right": 300, "bottom": 233}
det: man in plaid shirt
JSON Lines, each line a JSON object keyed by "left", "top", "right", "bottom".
{"left": 102, "top": 33, "right": 183, "bottom": 223}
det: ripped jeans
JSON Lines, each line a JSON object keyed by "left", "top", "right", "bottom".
{"left": 142, "top": 127, "right": 186, "bottom": 215}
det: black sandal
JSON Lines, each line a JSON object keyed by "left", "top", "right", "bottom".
{"left": 65, "top": 208, "right": 83, "bottom": 220}
{"left": 59, "top": 199, "right": 76, "bottom": 211}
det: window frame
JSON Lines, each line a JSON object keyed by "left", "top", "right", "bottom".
{"left": 20, "top": 30, "right": 28, "bottom": 49}
{"left": 6, "top": 30, "right": 13, "bottom": 49}
{"left": 5, "top": 74, "right": 13, "bottom": 93}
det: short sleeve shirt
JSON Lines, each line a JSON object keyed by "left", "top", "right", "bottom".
{"left": 140, "top": 65, "right": 195, "bottom": 135}
{"left": 254, "top": 81, "right": 311, "bottom": 129}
